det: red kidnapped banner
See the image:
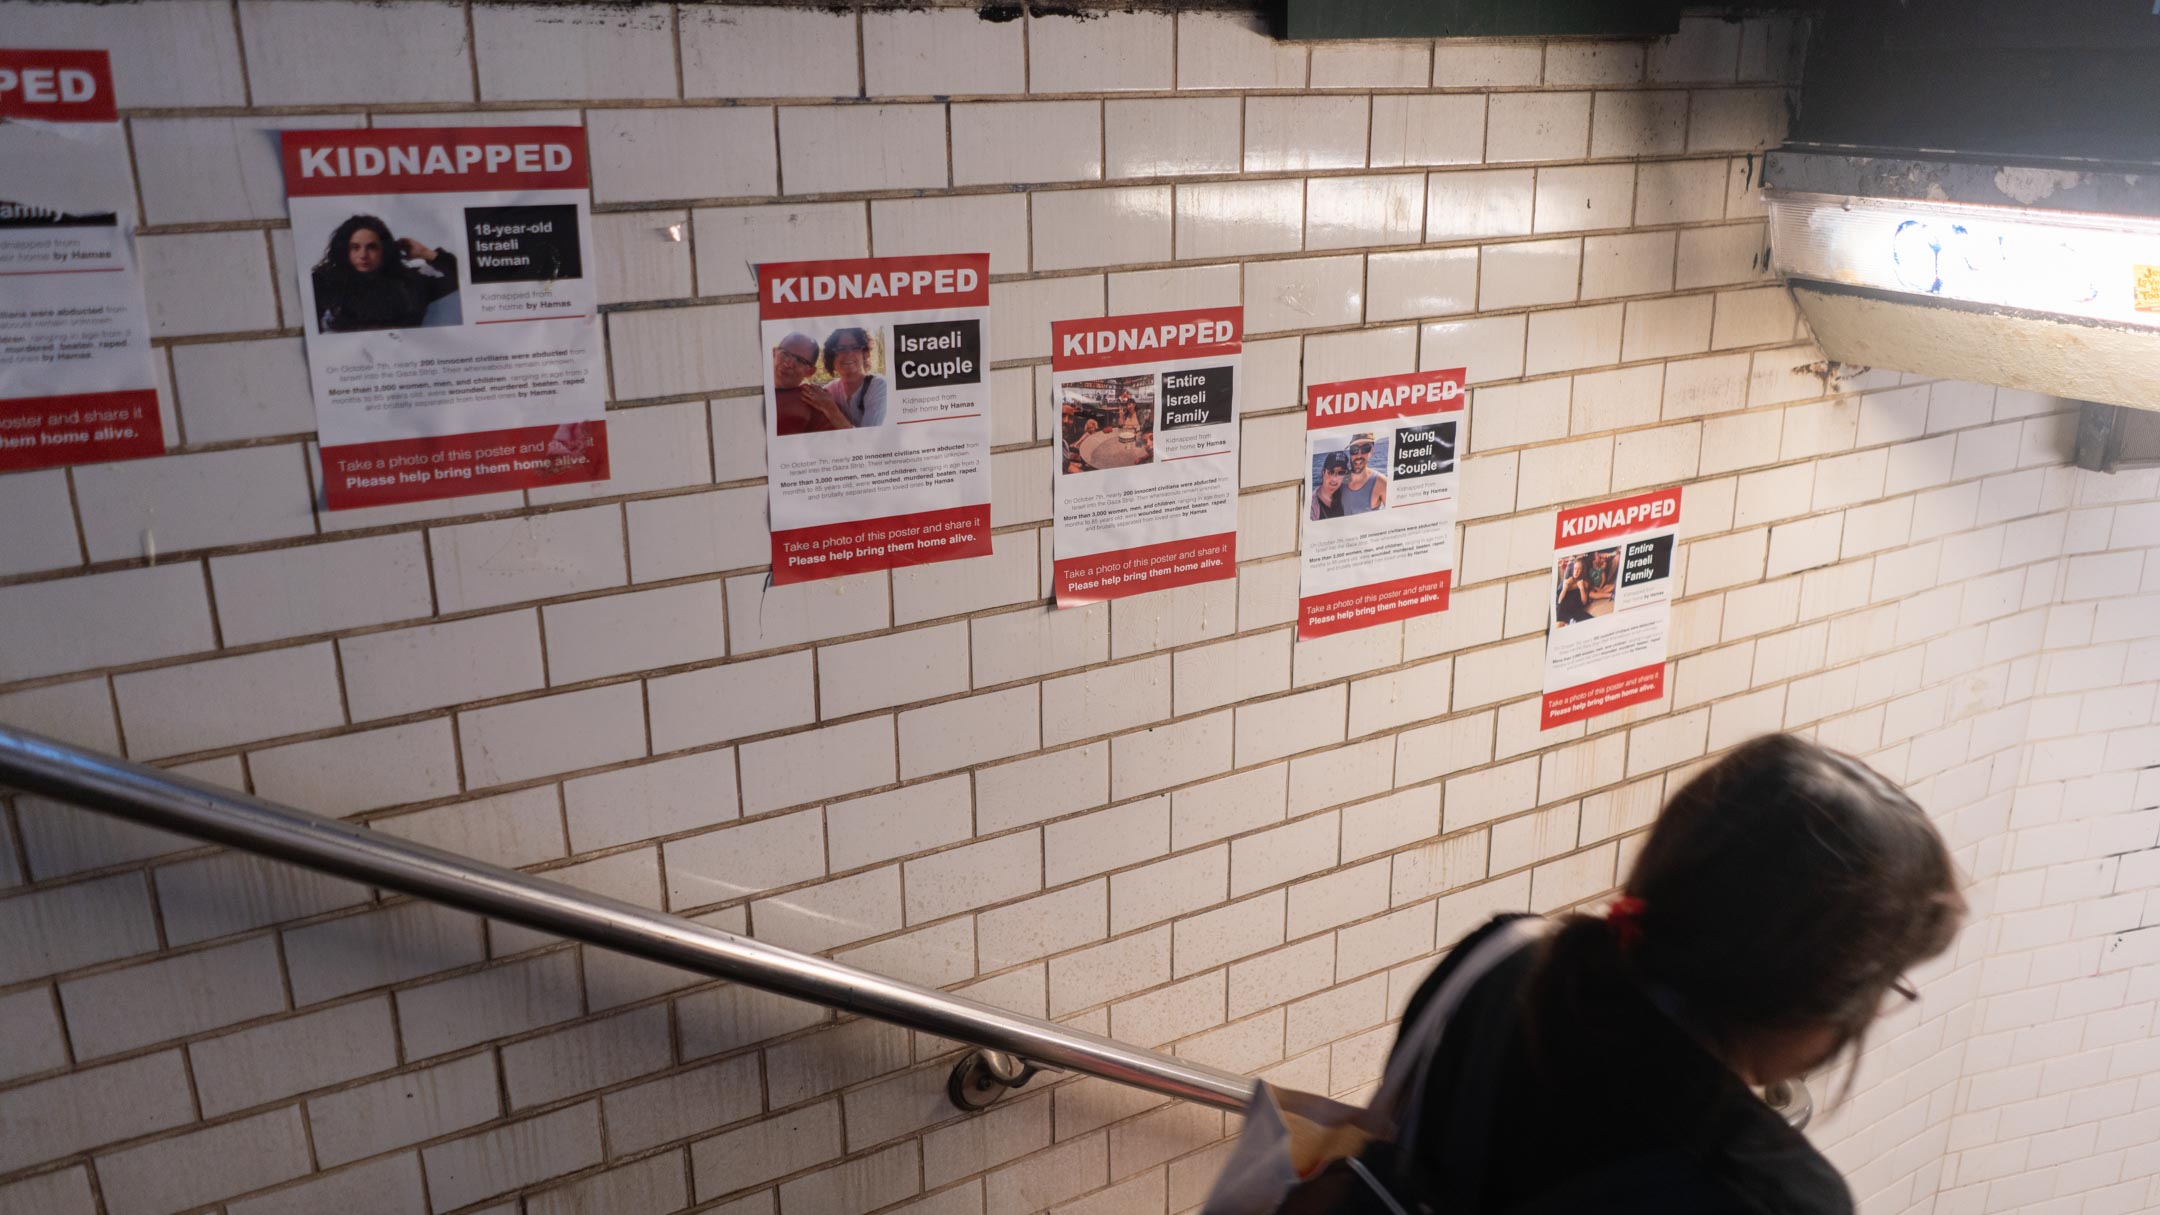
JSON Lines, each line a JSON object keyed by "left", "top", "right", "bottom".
{"left": 1055, "top": 532, "right": 1237, "bottom": 605}
{"left": 1542, "top": 663, "right": 1665, "bottom": 729}
{"left": 759, "top": 254, "right": 989, "bottom": 321}
{"left": 1052, "top": 308, "right": 1242, "bottom": 373}
{"left": 320, "top": 421, "right": 608, "bottom": 510}
{"left": 1554, "top": 485, "right": 1682, "bottom": 549}
{"left": 1307, "top": 368, "right": 1465, "bottom": 431}
{"left": 1300, "top": 571, "right": 1451, "bottom": 639}
{"left": 281, "top": 127, "right": 590, "bottom": 197}
{"left": 771, "top": 504, "right": 993, "bottom": 584}
{"left": 0, "top": 49, "right": 115, "bottom": 122}
{"left": 0, "top": 390, "right": 162, "bottom": 471}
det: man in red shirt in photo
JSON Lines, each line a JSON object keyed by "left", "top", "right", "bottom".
{"left": 773, "top": 332, "right": 850, "bottom": 435}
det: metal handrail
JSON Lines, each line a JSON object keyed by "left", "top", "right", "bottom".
{"left": 0, "top": 725, "right": 1253, "bottom": 1113}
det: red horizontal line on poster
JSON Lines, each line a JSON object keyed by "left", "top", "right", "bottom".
{"left": 897, "top": 413, "right": 981, "bottom": 424}
{"left": 1298, "top": 571, "right": 1452, "bottom": 640}
{"left": 0, "top": 49, "right": 116, "bottom": 122}
{"left": 280, "top": 126, "right": 590, "bottom": 197}
{"left": 769, "top": 504, "right": 992, "bottom": 584}
{"left": 1542, "top": 663, "right": 1665, "bottom": 729}
{"left": 1054, "top": 531, "right": 1238, "bottom": 606}
{"left": 474, "top": 314, "right": 588, "bottom": 325}
{"left": 1051, "top": 306, "right": 1242, "bottom": 372}
{"left": 0, "top": 267, "right": 125, "bottom": 277}
{"left": 0, "top": 389, "right": 164, "bottom": 472}
{"left": 1554, "top": 485, "right": 1683, "bottom": 549}
{"left": 1160, "top": 450, "right": 1228, "bottom": 462}
{"left": 758, "top": 253, "right": 989, "bottom": 320}
{"left": 1306, "top": 367, "right": 1466, "bottom": 430}
{"left": 320, "top": 421, "right": 609, "bottom": 510}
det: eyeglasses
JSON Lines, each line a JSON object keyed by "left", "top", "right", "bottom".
{"left": 1347, "top": 444, "right": 1375, "bottom": 454}
{"left": 831, "top": 344, "right": 868, "bottom": 355}
{"left": 778, "top": 349, "right": 817, "bottom": 370}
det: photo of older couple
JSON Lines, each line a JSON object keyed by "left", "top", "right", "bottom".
{"left": 771, "top": 322, "right": 889, "bottom": 435}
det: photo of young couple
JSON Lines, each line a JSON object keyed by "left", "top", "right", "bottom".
{"left": 771, "top": 322, "right": 889, "bottom": 435}
{"left": 1309, "top": 432, "right": 1389, "bottom": 520}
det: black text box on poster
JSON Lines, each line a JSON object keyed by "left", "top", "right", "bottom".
{"left": 1392, "top": 420, "right": 1456, "bottom": 482}
{"left": 1621, "top": 534, "right": 1673, "bottom": 586}
{"left": 892, "top": 318, "right": 982, "bottom": 390}
{"left": 464, "top": 203, "right": 583, "bottom": 284}
{"left": 1159, "top": 365, "right": 1234, "bottom": 430}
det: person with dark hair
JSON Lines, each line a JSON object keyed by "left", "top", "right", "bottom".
{"left": 1586, "top": 548, "right": 1619, "bottom": 607}
{"left": 822, "top": 326, "right": 887, "bottom": 427}
{"left": 1341, "top": 432, "right": 1388, "bottom": 513}
{"left": 1310, "top": 451, "right": 1350, "bottom": 520}
{"left": 1554, "top": 556, "right": 1596, "bottom": 625}
{"left": 311, "top": 214, "right": 458, "bottom": 333}
{"left": 1384, "top": 734, "right": 1965, "bottom": 1214}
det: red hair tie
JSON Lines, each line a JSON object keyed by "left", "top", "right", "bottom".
{"left": 1607, "top": 895, "right": 1647, "bottom": 949}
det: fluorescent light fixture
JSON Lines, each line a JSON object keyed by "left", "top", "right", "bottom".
{"left": 1766, "top": 190, "right": 2160, "bottom": 330}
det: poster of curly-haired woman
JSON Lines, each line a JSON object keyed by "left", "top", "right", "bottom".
{"left": 281, "top": 126, "right": 607, "bottom": 509}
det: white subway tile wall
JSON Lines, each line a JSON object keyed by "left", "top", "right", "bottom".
{"left": 0, "top": 6, "right": 2149, "bottom": 1215}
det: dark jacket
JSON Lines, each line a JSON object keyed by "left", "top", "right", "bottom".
{"left": 314, "top": 251, "right": 459, "bottom": 332}
{"left": 1392, "top": 914, "right": 1852, "bottom": 1215}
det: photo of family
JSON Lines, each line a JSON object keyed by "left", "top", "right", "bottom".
{"left": 1059, "top": 375, "right": 1155, "bottom": 473}
{"left": 308, "top": 210, "right": 462, "bottom": 333}
{"left": 771, "top": 320, "right": 889, "bottom": 436}
{"left": 1554, "top": 547, "right": 1622, "bottom": 626}
{"left": 1309, "top": 432, "right": 1390, "bottom": 519}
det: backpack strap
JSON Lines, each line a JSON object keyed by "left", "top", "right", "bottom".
{"left": 1427, "top": 948, "right": 1745, "bottom": 1215}
{"left": 1385, "top": 916, "right": 1548, "bottom": 1139}
{"left": 1424, "top": 918, "right": 1550, "bottom": 1212}
{"left": 1357, "top": 915, "right": 1547, "bottom": 1215}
